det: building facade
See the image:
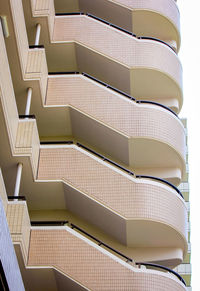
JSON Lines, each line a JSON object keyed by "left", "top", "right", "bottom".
{"left": 0, "top": 0, "right": 190, "bottom": 290}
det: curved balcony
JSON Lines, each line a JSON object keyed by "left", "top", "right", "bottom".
{"left": 36, "top": 144, "right": 187, "bottom": 257}
{"left": 42, "top": 73, "right": 185, "bottom": 184}
{"left": 1, "top": 1, "right": 185, "bottom": 184}
{"left": 21, "top": 1, "right": 183, "bottom": 113}
{"left": 49, "top": 14, "right": 182, "bottom": 113}
{"left": 8, "top": 202, "right": 186, "bottom": 290}
{"left": 25, "top": 227, "right": 187, "bottom": 291}
{"left": 37, "top": 0, "right": 181, "bottom": 52}
{"left": 82, "top": 0, "right": 180, "bottom": 51}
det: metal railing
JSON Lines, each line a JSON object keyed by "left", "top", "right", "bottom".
{"left": 39, "top": 140, "right": 183, "bottom": 199}
{"left": 136, "top": 100, "right": 177, "bottom": 117}
{"left": 86, "top": 13, "right": 136, "bottom": 37}
{"left": 138, "top": 36, "right": 176, "bottom": 53}
{"left": 19, "top": 114, "right": 36, "bottom": 119}
{"left": 82, "top": 72, "right": 136, "bottom": 101}
{"left": 71, "top": 223, "right": 133, "bottom": 263}
{"left": 77, "top": 142, "right": 183, "bottom": 199}
{"left": 77, "top": 142, "right": 134, "bottom": 176}
{"left": 49, "top": 71, "right": 79, "bottom": 75}
{"left": 29, "top": 45, "right": 44, "bottom": 49}
{"left": 136, "top": 262, "right": 186, "bottom": 286}
{"left": 136, "top": 175, "right": 183, "bottom": 198}
{"left": 7, "top": 195, "right": 26, "bottom": 201}
{"left": 31, "top": 221, "right": 68, "bottom": 226}
{"left": 55, "top": 12, "right": 175, "bottom": 53}
{"left": 40, "top": 141, "right": 73, "bottom": 145}
{"left": 55, "top": 12, "right": 84, "bottom": 16}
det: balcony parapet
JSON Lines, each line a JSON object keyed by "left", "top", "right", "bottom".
{"left": 46, "top": 73, "right": 186, "bottom": 182}
{"left": 22, "top": 0, "right": 183, "bottom": 112}
{"left": 37, "top": 145, "right": 188, "bottom": 255}
{"left": 27, "top": 226, "right": 187, "bottom": 290}
{"left": 32, "top": 0, "right": 181, "bottom": 51}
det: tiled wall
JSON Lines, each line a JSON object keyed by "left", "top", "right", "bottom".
{"left": 28, "top": 227, "right": 186, "bottom": 291}
{"left": 46, "top": 75, "right": 185, "bottom": 159}
{"left": 6, "top": 202, "right": 31, "bottom": 263}
{"left": 38, "top": 146, "right": 187, "bottom": 239}
{"left": 53, "top": 15, "right": 181, "bottom": 87}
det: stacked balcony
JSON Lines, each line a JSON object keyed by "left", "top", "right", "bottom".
{"left": 0, "top": 0, "right": 188, "bottom": 290}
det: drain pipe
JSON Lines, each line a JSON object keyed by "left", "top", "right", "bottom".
{"left": 14, "top": 163, "right": 23, "bottom": 197}
{"left": 25, "top": 87, "right": 32, "bottom": 116}
{"left": 34, "top": 23, "right": 41, "bottom": 46}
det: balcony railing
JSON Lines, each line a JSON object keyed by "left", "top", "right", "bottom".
{"left": 76, "top": 143, "right": 183, "bottom": 199}
{"left": 48, "top": 71, "right": 178, "bottom": 117}
{"left": 137, "top": 36, "right": 176, "bottom": 52}
{"left": 7, "top": 196, "right": 26, "bottom": 201}
{"left": 55, "top": 12, "right": 176, "bottom": 53}
{"left": 31, "top": 221, "right": 68, "bottom": 226}
{"left": 135, "top": 175, "right": 183, "bottom": 198}
{"left": 29, "top": 45, "right": 44, "bottom": 49}
{"left": 19, "top": 115, "right": 36, "bottom": 119}
{"left": 76, "top": 142, "right": 134, "bottom": 176}
{"left": 40, "top": 141, "right": 73, "bottom": 145}
{"left": 40, "top": 141, "right": 184, "bottom": 199}
{"left": 30, "top": 220, "right": 186, "bottom": 286}
{"left": 135, "top": 262, "right": 186, "bottom": 286}
{"left": 71, "top": 223, "right": 133, "bottom": 263}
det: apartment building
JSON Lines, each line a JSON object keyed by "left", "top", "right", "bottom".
{"left": 0, "top": 0, "right": 190, "bottom": 290}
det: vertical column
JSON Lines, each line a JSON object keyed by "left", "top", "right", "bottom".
{"left": 25, "top": 88, "right": 32, "bottom": 116}
{"left": 14, "top": 163, "right": 23, "bottom": 197}
{"left": 34, "top": 23, "right": 41, "bottom": 46}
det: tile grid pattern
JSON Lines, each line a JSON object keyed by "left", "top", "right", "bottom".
{"left": 6, "top": 202, "right": 31, "bottom": 263}
{"left": 28, "top": 229, "right": 186, "bottom": 291}
{"left": 32, "top": 0, "right": 180, "bottom": 36}
{"left": 15, "top": 120, "right": 40, "bottom": 177}
{"left": 26, "top": 49, "right": 48, "bottom": 103}
{"left": 47, "top": 76, "right": 185, "bottom": 158}
{"left": 53, "top": 16, "right": 182, "bottom": 87}
{"left": 38, "top": 148, "right": 187, "bottom": 239}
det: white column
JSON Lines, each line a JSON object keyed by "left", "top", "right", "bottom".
{"left": 34, "top": 23, "right": 41, "bottom": 46}
{"left": 14, "top": 163, "right": 23, "bottom": 197}
{"left": 25, "top": 87, "right": 32, "bottom": 116}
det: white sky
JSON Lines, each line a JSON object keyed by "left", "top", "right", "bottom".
{"left": 178, "top": 1, "right": 200, "bottom": 290}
